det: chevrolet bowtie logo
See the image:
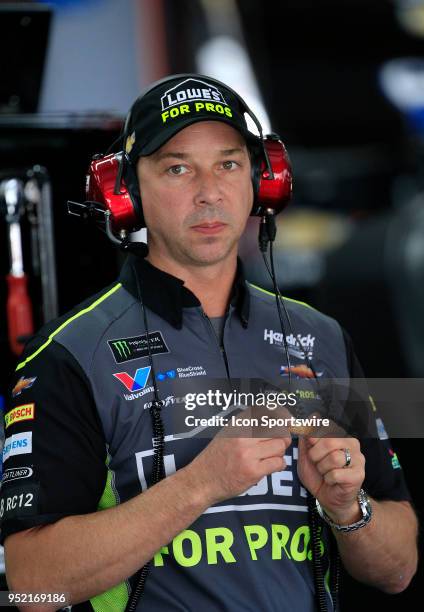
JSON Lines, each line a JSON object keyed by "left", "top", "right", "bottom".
{"left": 12, "top": 376, "right": 37, "bottom": 398}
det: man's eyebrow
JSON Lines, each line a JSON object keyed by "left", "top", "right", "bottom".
{"left": 153, "top": 151, "right": 190, "bottom": 162}
{"left": 220, "top": 147, "right": 245, "bottom": 155}
{"left": 153, "top": 147, "right": 246, "bottom": 162}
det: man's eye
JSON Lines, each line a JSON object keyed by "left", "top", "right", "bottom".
{"left": 222, "top": 160, "right": 238, "bottom": 170}
{"left": 168, "top": 165, "right": 188, "bottom": 175}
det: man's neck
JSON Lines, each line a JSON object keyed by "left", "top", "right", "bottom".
{"left": 145, "top": 252, "right": 237, "bottom": 318}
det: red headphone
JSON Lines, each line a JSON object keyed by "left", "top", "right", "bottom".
{"left": 82, "top": 75, "right": 293, "bottom": 236}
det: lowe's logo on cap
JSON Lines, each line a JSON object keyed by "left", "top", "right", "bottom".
{"left": 3, "top": 432, "right": 32, "bottom": 463}
{"left": 161, "top": 78, "right": 227, "bottom": 110}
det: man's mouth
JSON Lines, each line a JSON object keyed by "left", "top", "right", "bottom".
{"left": 191, "top": 222, "right": 227, "bottom": 234}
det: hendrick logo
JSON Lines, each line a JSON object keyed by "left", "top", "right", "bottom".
{"left": 108, "top": 331, "right": 169, "bottom": 364}
{"left": 264, "top": 330, "right": 315, "bottom": 358}
{"left": 161, "top": 78, "right": 227, "bottom": 110}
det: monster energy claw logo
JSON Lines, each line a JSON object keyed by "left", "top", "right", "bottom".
{"left": 108, "top": 332, "right": 169, "bottom": 364}
{"left": 112, "top": 340, "right": 131, "bottom": 359}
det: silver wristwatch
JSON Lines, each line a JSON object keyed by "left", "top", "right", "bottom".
{"left": 315, "top": 489, "right": 373, "bottom": 533}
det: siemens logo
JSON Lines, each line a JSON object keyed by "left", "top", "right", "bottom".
{"left": 2, "top": 432, "right": 32, "bottom": 463}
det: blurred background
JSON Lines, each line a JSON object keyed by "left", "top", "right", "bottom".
{"left": 0, "top": 0, "right": 423, "bottom": 608}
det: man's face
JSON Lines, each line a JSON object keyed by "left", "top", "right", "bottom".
{"left": 136, "top": 121, "right": 254, "bottom": 267}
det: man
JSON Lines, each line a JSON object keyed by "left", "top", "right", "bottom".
{"left": 1, "top": 74, "right": 418, "bottom": 611}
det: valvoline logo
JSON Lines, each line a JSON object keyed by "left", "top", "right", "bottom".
{"left": 113, "top": 367, "right": 151, "bottom": 392}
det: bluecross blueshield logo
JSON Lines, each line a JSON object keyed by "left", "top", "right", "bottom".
{"left": 156, "top": 370, "right": 176, "bottom": 381}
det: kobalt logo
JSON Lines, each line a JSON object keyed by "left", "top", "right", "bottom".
{"left": 161, "top": 78, "right": 227, "bottom": 110}
{"left": 264, "top": 330, "right": 315, "bottom": 357}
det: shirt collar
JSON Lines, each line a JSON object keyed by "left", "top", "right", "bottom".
{"left": 119, "top": 243, "right": 250, "bottom": 329}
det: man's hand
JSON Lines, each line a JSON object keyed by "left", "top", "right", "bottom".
{"left": 297, "top": 436, "right": 365, "bottom": 524}
{"left": 185, "top": 433, "right": 292, "bottom": 505}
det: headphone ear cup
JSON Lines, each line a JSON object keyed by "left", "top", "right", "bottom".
{"left": 122, "top": 160, "right": 145, "bottom": 228}
{"left": 251, "top": 137, "right": 293, "bottom": 217}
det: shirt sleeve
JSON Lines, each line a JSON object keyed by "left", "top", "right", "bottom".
{"left": 0, "top": 336, "right": 107, "bottom": 544}
{"left": 342, "top": 328, "right": 412, "bottom": 502}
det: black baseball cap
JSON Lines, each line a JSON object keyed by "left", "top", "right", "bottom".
{"left": 124, "top": 74, "right": 262, "bottom": 163}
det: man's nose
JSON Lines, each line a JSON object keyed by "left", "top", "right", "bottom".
{"left": 193, "top": 169, "right": 223, "bottom": 207}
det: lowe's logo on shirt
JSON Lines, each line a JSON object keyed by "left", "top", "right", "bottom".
{"left": 2, "top": 432, "right": 32, "bottom": 463}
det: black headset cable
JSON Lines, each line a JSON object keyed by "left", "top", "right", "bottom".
{"left": 123, "top": 265, "right": 166, "bottom": 612}
{"left": 259, "top": 214, "right": 342, "bottom": 612}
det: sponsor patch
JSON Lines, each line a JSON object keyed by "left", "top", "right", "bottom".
{"left": 156, "top": 366, "right": 206, "bottom": 380}
{"left": 5, "top": 404, "right": 35, "bottom": 429}
{"left": 264, "top": 330, "right": 315, "bottom": 358}
{"left": 114, "top": 367, "right": 151, "bottom": 392}
{"left": 0, "top": 483, "right": 39, "bottom": 521}
{"left": 280, "top": 365, "right": 323, "bottom": 379}
{"left": 125, "top": 131, "right": 135, "bottom": 154}
{"left": 108, "top": 331, "right": 169, "bottom": 364}
{"left": 12, "top": 376, "right": 37, "bottom": 398}
{"left": 2, "top": 466, "right": 34, "bottom": 486}
{"left": 143, "top": 395, "right": 176, "bottom": 410}
{"left": 114, "top": 367, "right": 155, "bottom": 401}
{"left": 376, "top": 417, "right": 389, "bottom": 441}
{"left": 157, "top": 370, "right": 176, "bottom": 381}
{"left": 2, "top": 432, "right": 32, "bottom": 463}
{"left": 176, "top": 365, "right": 207, "bottom": 378}
{"left": 389, "top": 449, "right": 401, "bottom": 470}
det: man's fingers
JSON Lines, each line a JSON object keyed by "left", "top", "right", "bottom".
{"left": 323, "top": 465, "right": 365, "bottom": 487}
{"left": 315, "top": 448, "right": 365, "bottom": 476}
{"left": 256, "top": 437, "right": 292, "bottom": 460}
{"left": 260, "top": 455, "right": 286, "bottom": 475}
{"left": 307, "top": 437, "right": 361, "bottom": 464}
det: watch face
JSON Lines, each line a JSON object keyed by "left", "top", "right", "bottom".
{"left": 358, "top": 490, "right": 372, "bottom": 519}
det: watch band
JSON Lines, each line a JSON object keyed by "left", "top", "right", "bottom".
{"left": 315, "top": 489, "right": 373, "bottom": 533}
